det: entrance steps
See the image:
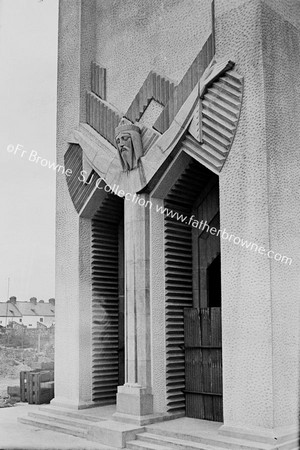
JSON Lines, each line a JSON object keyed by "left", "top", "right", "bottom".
{"left": 126, "top": 425, "right": 297, "bottom": 450}
{"left": 18, "top": 406, "right": 105, "bottom": 440}
{"left": 19, "top": 413, "right": 89, "bottom": 439}
{"left": 18, "top": 405, "right": 117, "bottom": 449}
{"left": 18, "top": 408, "right": 299, "bottom": 450}
{"left": 126, "top": 431, "right": 217, "bottom": 450}
{"left": 17, "top": 405, "right": 142, "bottom": 449}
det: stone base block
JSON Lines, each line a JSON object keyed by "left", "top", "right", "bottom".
{"left": 50, "top": 396, "right": 95, "bottom": 410}
{"left": 219, "top": 423, "right": 299, "bottom": 448}
{"left": 116, "top": 385, "right": 153, "bottom": 416}
{"left": 89, "top": 420, "right": 143, "bottom": 448}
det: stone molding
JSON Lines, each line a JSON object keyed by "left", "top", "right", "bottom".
{"left": 125, "top": 71, "right": 175, "bottom": 124}
{"left": 66, "top": 39, "right": 243, "bottom": 212}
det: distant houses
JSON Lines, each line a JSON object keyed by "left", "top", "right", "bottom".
{"left": 0, "top": 296, "right": 55, "bottom": 328}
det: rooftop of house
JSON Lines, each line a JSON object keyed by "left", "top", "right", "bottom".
{"left": 15, "top": 302, "right": 55, "bottom": 317}
{"left": 0, "top": 297, "right": 55, "bottom": 317}
{"left": 0, "top": 303, "right": 21, "bottom": 317}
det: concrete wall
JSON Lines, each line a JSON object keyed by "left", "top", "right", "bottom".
{"left": 217, "top": 0, "right": 273, "bottom": 430}
{"left": 95, "top": 0, "right": 211, "bottom": 113}
{"left": 217, "top": 0, "right": 299, "bottom": 432}
{"left": 55, "top": 0, "right": 82, "bottom": 407}
{"left": 261, "top": 2, "right": 300, "bottom": 428}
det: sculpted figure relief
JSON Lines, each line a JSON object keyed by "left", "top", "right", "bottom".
{"left": 115, "top": 119, "right": 143, "bottom": 172}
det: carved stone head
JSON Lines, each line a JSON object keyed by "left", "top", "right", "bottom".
{"left": 115, "top": 118, "right": 143, "bottom": 171}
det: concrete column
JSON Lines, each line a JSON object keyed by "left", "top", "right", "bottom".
{"left": 52, "top": 217, "right": 93, "bottom": 409}
{"left": 215, "top": 1, "right": 299, "bottom": 446}
{"left": 52, "top": 0, "right": 96, "bottom": 409}
{"left": 116, "top": 194, "right": 153, "bottom": 417}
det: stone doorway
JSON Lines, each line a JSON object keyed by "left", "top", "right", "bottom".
{"left": 163, "top": 158, "right": 222, "bottom": 421}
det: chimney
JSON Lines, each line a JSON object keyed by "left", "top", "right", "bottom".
{"left": 30, "top": 297, "right": 37, "bottom": 305}
{"left": 8, "top": 296, "right": 16, "bottom": 305}
{"left": 49, "top": 298, "right": 55, "bottom": 306}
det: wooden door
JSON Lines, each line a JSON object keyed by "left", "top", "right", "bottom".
{"left": 184, "top": 181, "right": 223, "bottom": 421}
{"left": 184, "top": 308, "right": 222, "bottom": 421}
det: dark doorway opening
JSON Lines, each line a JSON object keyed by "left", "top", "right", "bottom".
{"left": 91, "top": 194, "right": 125, "bottom": 405}
{"left": 185, "top": 171, "right": 223, "bottom": 421}
{"left": 207, "top": 253, "right": 221, "bottom": 308}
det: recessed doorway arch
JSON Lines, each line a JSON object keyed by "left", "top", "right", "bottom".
{"left": 150, "top": 151, "right": 222, "bottom": 421}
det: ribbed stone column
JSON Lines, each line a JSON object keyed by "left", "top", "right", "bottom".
{"left": 116, "top": 194, "right": 153, "bottom": 418}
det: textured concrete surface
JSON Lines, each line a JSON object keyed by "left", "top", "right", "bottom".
{"left": 116, "top": 196, "right": 153, "bottom": 416}
{"left": 149, "top": 197, "right": 166, "bottom": 413}
{"left": 95, "top": 0, "right": 212, "bottom": 113}
{"left": 218, "top": 0, "right": 275, "bottom": 430}
{"left": 218, "top": 0, "right": 299, "bottom": 433}
{"left": 261, "top": 2, "right": 300, "bottom": 427}
{"left": 55, "top": 1, "right": 94, "bottom": 408}
{"left": 0, "top": 404, "right": 116, "bottom": 450}
{"left": 216, "top": 0, "right": 300, "bottom": 30}
{"left": 263, "top": 0, "right": 300, "bottom": 30}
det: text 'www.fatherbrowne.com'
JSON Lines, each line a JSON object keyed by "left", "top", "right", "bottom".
{"left": 7, "top": 144, "right": 292, "bottom": 266}
{"left": 155, "top": 204, "right": 292, "bottom": 266}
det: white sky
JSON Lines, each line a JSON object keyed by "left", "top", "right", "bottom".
{"left": 0, "top": 0, "right": 58, "bottom": 301}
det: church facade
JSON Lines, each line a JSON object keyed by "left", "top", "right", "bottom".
{"left": 52, "top": 0, "right": 299, "bottom": 448}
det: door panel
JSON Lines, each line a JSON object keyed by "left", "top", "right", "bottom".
{"left": 184, "top": 308, "right": 223, "bottom": 421}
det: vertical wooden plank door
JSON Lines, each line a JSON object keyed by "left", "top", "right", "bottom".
{"left": 184, "top": 307, "right": 222, "bottom": 421}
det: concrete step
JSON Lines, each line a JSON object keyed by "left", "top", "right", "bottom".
{"left": 145, "top": 426, "right": 275, "bottom": 450}
{"left": 39, "top": 405, "right": 106, "bottom": 422}
{"left": 126, "top": 439, "right": 174, "bottom": 449}
{"left": 18, "top": 416, "right": 88, "bottom": 439}
{"left": 135, "top": 432, "right": 216, "bottom": 450}
{"left": 28, "top": 411, "right": 96, "bottom": 429}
